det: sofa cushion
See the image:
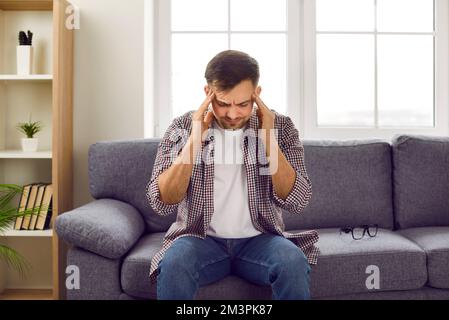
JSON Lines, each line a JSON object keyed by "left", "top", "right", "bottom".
{"left": 56, "top": 199, "right": 145, "bottom": 259}
{"left": 121, "top": 232, "right": 164, "bottom": 299}
{"left": 308, "top": 228, "right": 427, "bottom": 297}
{"left": 398, "top": 227, "right": 449, "bottom": 289}
{"left": 392, "top": 134, "right": 449, "bottom": 229}
{"left": 88, "top": 139, "right": 176, "bottom": 233}
{"left": 121, "top": 228, "right": 427, "bottom": 299}
{"left": 283, "top": 139, "right": 394, "bottom": 230}
{"left": 120, "top": 233, "right": 272, "bottom": 299}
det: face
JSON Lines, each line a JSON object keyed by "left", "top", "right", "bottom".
{"left": 205, "top": 79, "right": 262, "bottom": 130}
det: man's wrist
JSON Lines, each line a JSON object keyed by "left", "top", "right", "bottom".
{"left": 260, "top": 128, "right": 277, "bottom": 157}
{"left": 189, "top": 135, "right": 203, "bottom": 163}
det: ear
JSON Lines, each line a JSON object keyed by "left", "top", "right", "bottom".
{"left": 204, "top": 85, "right": 210, "bottom": 96}
{"left": 256, "top": 86, "right": 262, "bottom": 96}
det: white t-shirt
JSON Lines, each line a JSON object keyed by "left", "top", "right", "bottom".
{"left": 206, "top": 121, "right": 262, "bottom": 239}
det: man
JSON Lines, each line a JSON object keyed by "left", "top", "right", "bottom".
{"left": 146, "top": 50, "right": 319, "bottom": 300}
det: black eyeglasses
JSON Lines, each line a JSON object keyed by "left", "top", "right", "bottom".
{"left": 339, "top": 224, "right": 378, "bottom": 240}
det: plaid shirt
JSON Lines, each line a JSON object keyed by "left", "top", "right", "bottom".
{"left": 146, "top": 110, "right": 320, "bottom": 284}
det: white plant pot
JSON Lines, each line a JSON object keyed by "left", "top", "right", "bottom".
{"left": 21, "top": 138, "right": 39, "bottom": 152}
{"left": 17, "top": 45, "right": 34, "bottom": 75}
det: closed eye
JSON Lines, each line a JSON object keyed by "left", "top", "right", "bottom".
{"left": 216, "top": 100, "right": 250, "bottom": 107}
{"left": 217, "top": 101, "right": 230, "bottom": 107}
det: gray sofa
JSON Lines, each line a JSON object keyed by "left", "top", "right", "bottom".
{"left": 55, "top": 134, "right": 449, "bottom": 300}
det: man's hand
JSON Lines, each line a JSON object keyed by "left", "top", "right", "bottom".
{"left": 158, "top": 90, "right": 216, "bottom": 205}
{"left": 192, "top": 89, "right": 215, "bottom": 143}
{"left": 252, "top": 92, "right": 276, "bottom": 159}
{"left": 252, "top": 93, "right": 275, "bottom": 130}
{"left": 252, "top": 92, "right": 296, "bottom": 200}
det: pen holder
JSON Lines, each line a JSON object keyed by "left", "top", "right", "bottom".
{"left": 17, "top": 45, "right": 34, "bottom": 75}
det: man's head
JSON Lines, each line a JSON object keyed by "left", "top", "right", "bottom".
{"left": 204, "top": 50, "right": 262, "bottom": 130}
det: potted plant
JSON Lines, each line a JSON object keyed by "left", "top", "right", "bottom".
{"left": 17, "top": 30, "right": 34, "bottom": 75}
{"left": 16, "top": 115, "right": 43, "bottom": 152}
{"left": 0, "top": 184, "right": 38, "bottom": 293}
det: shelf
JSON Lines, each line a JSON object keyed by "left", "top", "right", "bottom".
{"left": 0, "top": 74, "right": 52, "bottom": 81}
{"left": 0, "top": 150, "right": 52, "bottom": 159}
{"left": 1, "top": 228, "right": 53, "bottom": 237}
{"left": 0, "top": 1, "right": 53, "bottom": 11}
{"left": 0, "top": 289, "right": 53, "bottom": 300}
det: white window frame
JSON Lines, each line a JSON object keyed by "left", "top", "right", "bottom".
{"left": 150, "top": 0, "right": 301, "bottom": 138}
{"left": 147, "top": 0, "right": 448, "bottom": 139}
{"left": 303, "top": 0, "right": 449, "bottom": 140}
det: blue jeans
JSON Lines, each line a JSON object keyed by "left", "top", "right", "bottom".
{"left": 156, "top": 233, "right": 312, "bottom": 300}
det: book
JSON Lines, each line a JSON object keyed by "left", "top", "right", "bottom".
{"left": 29, "top": 183, "right": 50, "bottom": 230}
{"left": 35, "top": 184, "right": 53, "bottom": 230}
{"left": 14, "top": 184, "right": 33, "bottom": 230}
{"left": 21, "top": 184, "right": 42, "bottom": 230}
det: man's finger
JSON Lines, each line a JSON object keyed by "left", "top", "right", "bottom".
{"left": 253, "top": 93, "right": 268, "bottom": 111}
{"left": 252, "top": 93, "right": 261, "bottom": 109}
{"left": 256, "top": 104, "right": 263, "bottom": 120}
{"left": 199, "top": 91, "right": 215, "bottom": 112}
{"left": 204, "top": 110, "right": 214, "bottom": 126}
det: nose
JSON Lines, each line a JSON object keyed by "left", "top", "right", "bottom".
{"left": 226, "top": 106, "right": 240, "bottom": 120}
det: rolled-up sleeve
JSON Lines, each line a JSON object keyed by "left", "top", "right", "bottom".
{"left": 146, "top": 117, "right": 189, "bottom": 216}
{"left": 271, "top": 116, "right": 312, "bottom": 214}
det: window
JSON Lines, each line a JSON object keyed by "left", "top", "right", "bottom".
{"left": 148, "top": 0, "right": 448, "bottom": 139}
{"left": 303, "top": 0, "right": 449, "bottom": 139}
{"left": 152, "top": 0, "right": 299, "bottom": 137}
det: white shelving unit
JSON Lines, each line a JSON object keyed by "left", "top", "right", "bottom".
{"left": 0, "top": 0, "right": 74, "bottom": 300}
{"left": 0, "top": 150, "right": 52, "bottom": 159}
{"left": 0, "top": 66, "right": 54, "bottom": 291}
{"left": 0, "top": 74, "right": 52, "bottom": 80}
{"left": 1, "top": 227, "right": 53, "bottom": 237}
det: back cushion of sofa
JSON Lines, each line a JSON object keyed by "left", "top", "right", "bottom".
{"left": 283, "top": 139, "right": 394, "bottom": 230}
{"left": 392, "top": 134, "right": 449, "bottom": 229}
{"left": 88, "top": 139, "right": 176, "bottom": 233}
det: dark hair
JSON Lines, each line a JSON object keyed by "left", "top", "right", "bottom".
{"left": 205, "top": 50, "right": 260, "bottom": 91}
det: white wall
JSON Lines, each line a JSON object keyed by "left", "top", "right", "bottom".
{"left": 144, "top": 0, "right": 155, "bottom": 138}
{"left": 0, "top": 9, "right": 4, "bottom": 72}
{"left": 69, "top": 0, "right": 145, "bottom": 207}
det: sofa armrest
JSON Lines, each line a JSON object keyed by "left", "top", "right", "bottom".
{"left": 55, "top": 199, "right": 145, "bottom": 259}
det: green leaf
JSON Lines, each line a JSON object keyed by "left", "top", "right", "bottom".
{"left": 0, "top": 245, "right": 31, "bottom": 278}
{"left": 16, "top": 120, "right": 43, "bottom": 138}
{"left": 0, "top": 183, "right": 47, "bottom": 277}
{"left": 0, "top": 184, "right": 22, "bottom": 210}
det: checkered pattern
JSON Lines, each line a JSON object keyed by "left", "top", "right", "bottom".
{"left": 146, "top": 110, "right": 320, "bottom": 284}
